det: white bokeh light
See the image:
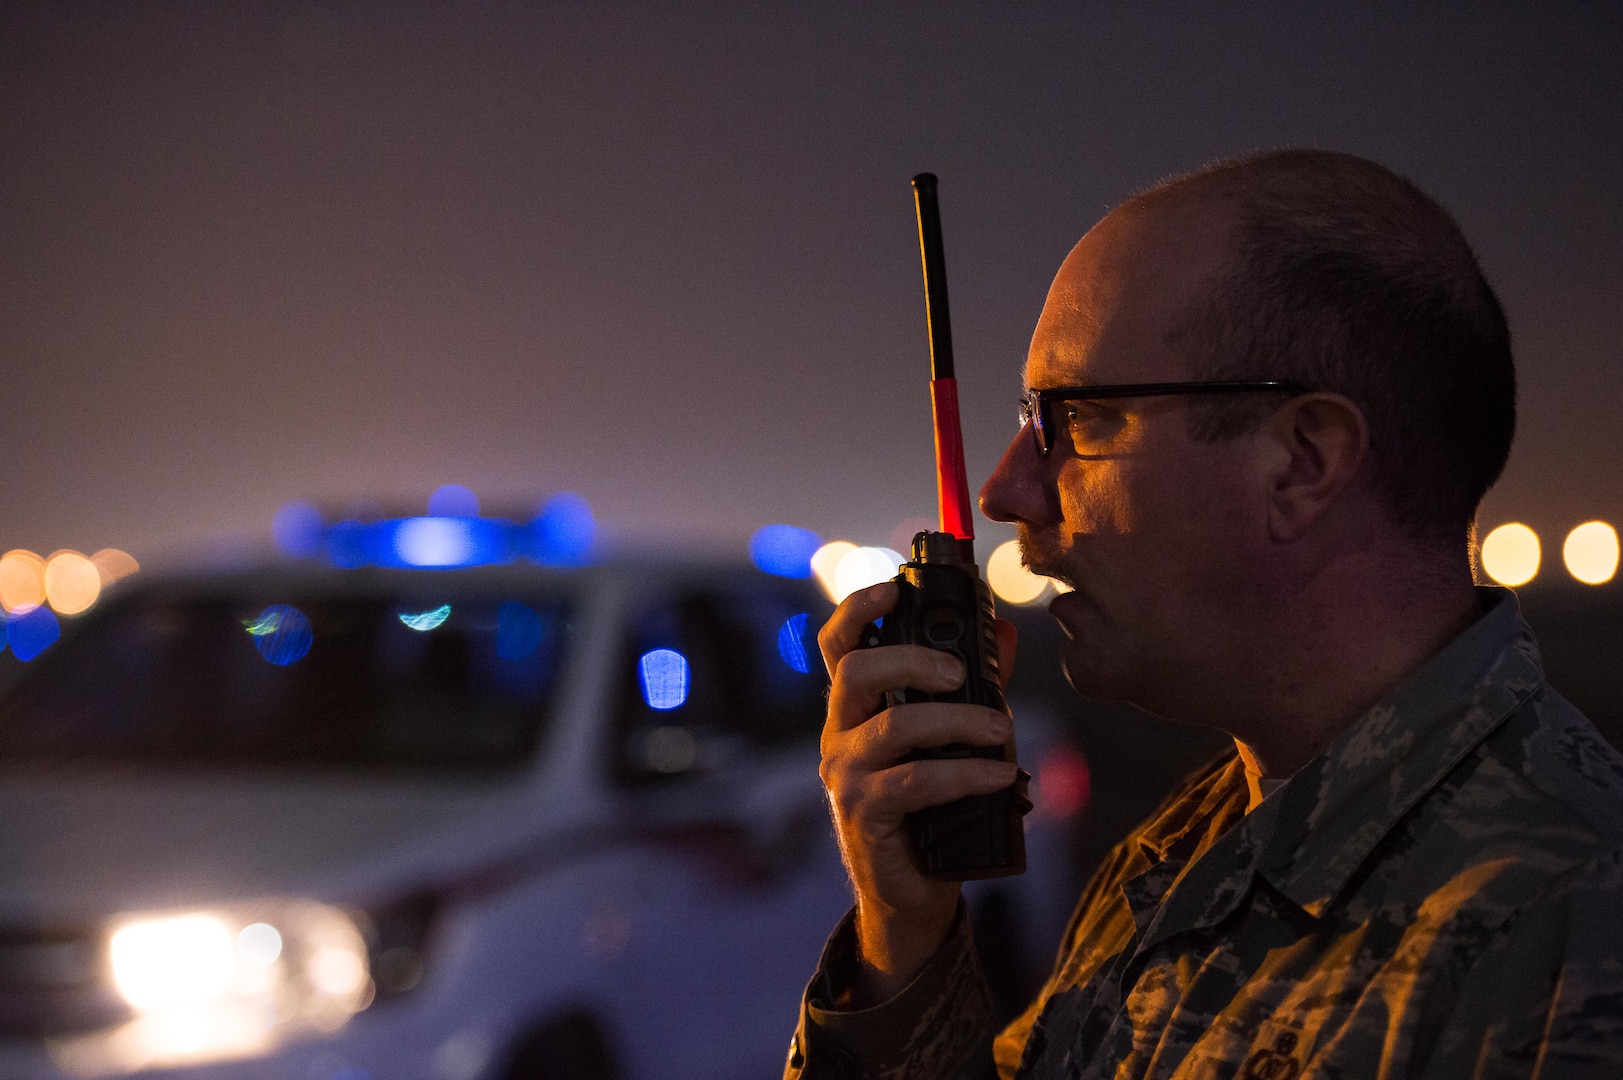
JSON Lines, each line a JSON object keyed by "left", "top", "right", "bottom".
{"left": 810, "top": 541, "right": 858, "bottom": 602}
{"left": 393, "top": 517, "right": 476, "bottom": 567}
{"left": 110, "top": 915, "right": 235, "bottom": 1011}
{"left": 236, "top": 923, "right": 283, "bottom": 968}
{"left": 832, "top": 546, "right": 904, "bottom": 603}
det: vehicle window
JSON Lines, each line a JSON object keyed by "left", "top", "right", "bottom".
{"left": 0, "top": 592, "right": 571, "bottom": 771}
{"left": 614, "top": 580, "right": 831, "bottom": 781}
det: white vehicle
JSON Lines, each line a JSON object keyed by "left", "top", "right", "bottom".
{"left": 0, "top": 560, "right": 1083, "bottom": 1079}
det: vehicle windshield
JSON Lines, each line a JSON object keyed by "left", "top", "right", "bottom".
{"left": 0, "top": 589, "right": 572, "bottom": 770}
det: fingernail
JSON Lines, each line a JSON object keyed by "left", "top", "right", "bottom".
{"left": 937, "top": 654, "right": 963, "bottom": 682}
{"left": 990, "top": 715, "right": 1012, "bottom": 739}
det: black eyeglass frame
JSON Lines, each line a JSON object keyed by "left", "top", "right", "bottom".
{"left": 1019, "top": 380, "right": 1310, "bottom": 457}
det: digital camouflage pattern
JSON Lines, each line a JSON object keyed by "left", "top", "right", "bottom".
{"left": 788, "top": 589, "right": 1623, "bottom": 1078}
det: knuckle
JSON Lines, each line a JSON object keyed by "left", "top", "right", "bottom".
{"left": 818, "top": 740, "right": 853, "bottom": 785}
{"left": 862, "top": 708, "right": 894, "bottom": 747}
{"left": 817, "top": 623, "right": 843, "bottom": 665}
{"left": 893, "top": 761, "right": 925, "bottom": 799}
{"left": 836, "top": 776, "right": 876, "bottom": 822}
{"left": 818, "top": 609, "right": 839, "bottom": 639}
{"left": 830, "top": 648, "right": 861, "bottom": 684}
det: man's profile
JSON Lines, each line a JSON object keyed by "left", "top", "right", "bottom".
{"left": 787, "top": 149, "right": 1623, "bottom": 1078}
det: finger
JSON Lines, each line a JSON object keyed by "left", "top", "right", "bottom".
{"left": 826, "top": 645, "right": 964, "bottom": 732}
{"left": 861, "top": 757, "right": 1022, "bottom": 819}
{"left": 994, "top": 618, "right": 1017, "bottom": 690}
{"left": 834, "top": 703, "right": 1012, "bottom": 770}
{"left": 818, "top": 581, "right": 898, "bottom": 678}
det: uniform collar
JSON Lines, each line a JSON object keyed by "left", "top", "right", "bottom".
{"left": 1134, "top": 754, "right": 1249, "bottom": 864}
{"left": 1253, "top": 586, "right": 1546, "bottom": 917}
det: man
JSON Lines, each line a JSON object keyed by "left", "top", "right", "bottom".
{"left": 786, "top": 150, "right": 1623, "bottom": 1078}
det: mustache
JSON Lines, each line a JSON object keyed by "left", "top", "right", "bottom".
{"left": 1015, "top": 526, "right": 1074, "bottom": 587}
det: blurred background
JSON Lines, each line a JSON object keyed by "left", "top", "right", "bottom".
{"left": 1, "top": 3, "right": 1619, "bottom": 564}
{"left": 1, "top": 4, "right": 1620, "bottom": 1078}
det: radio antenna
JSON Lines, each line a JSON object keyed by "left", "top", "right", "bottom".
{"left": 912, "top": 173, "right": 975, "bottom": 544}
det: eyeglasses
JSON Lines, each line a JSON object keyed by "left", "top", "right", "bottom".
{"left": 1018, "top": 380, "right": 1308, "bottom": 457}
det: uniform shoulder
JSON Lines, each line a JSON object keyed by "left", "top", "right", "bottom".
{"left": 1489, "top": 685, "right": 1623, "bottom": 847}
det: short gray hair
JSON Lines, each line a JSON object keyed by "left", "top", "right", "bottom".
{"left": 1136, "top": 149, "right": 1515, "bottom": 545}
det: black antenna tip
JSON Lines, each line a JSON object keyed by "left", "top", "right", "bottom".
{"left": 912, "top": 173, "right": 938, "bottom": 189}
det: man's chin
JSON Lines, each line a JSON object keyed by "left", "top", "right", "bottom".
{"left": 1046, "top": 588, "right": 1086, "bottom": 634}
{"left": 1045, "top": 592, "right": 1132, "bottom": 703}
{"left": 1057, "top": 643, "right": 1116, "bottom": 700}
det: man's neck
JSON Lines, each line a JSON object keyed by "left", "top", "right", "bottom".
{"left": 1233, "top": 577, "right": 1482, "bottom": 777}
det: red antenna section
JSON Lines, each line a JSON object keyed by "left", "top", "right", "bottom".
{"left": 913, "top": 173, "right": 975, "bottom": 542}
{"left": 931, "top": 377, "right": 974, "bottom": 541}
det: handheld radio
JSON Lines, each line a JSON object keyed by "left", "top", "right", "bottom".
{"left": 865, "top": 173, "right": 1030, "bottom": 881}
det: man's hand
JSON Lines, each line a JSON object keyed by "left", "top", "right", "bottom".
{"left": 818, "top": 581, "right": 1019, "bottom": 1007}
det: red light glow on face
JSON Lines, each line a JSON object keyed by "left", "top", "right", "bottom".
{"left": 1033, "top": 746, "right": 1092, "bottom": 820}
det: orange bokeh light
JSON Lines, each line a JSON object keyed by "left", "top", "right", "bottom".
{"left": 1563, "top": 521, "right": 1619, "bottom": 585}
{"left": 0, "top": 550, "right": 47, "bottom": 613}
{"left": 45, "top": 551, "right": 102, "bottom": 615}
{"left": 91, "top": 548, "right": 141, "bottom": 585}
{"left": 1479, "top": 523, "right": 1540, "bottom": 587}
{"left": 987, "top": 539, "right": 1049, "bottom": 605}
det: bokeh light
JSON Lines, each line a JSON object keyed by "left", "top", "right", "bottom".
{"left": 273, "top": 501, "right": 327, "bottom": 558}
{"left": 750, "top": 524, "right": 822, "bottom": 579}
{"left": 44, "top": 551, "right": 101, "bottom": 615}
{"left": 427, "top": 484, "right": 480, "bottom": 518}
{"left": 986, "top": 540, "right": 1049, "bottom": 605}
{"left": 90, "top": 548, "right": 140, "bottom": 585}
{"left": 638, "top": 649, "right": 690, "bottom": 710}
{"left": 0, "top": 550, "right": 47, "bottom": 613}
{"left": 1479, "top": 523, "right": 1540, "bottom": 586}
{"left": 832, "top": 547, "right": 904, "bottom": 603}
{"left": 237, "top": 923, "right": 283, "bottom": 968}
{"left": 496, "top": 601, "right": 547, "bottom": 660}
{"left": 397, "top": 604, "right": 452, "bottom": 631}
{"left": 373, "top": 517, "right": 511, "bottom": 568}
{"left": 393, "top": 518, "right": 476, "bottom": 567}
{"left": 109, "top": 914, "right": 235, "bottom": 1011}
{"left": 1563, "top": 521, "right": 1619, "bottom": 585}
{"left": 244, "top": 605, "right": 314, "bottom": 666}
{"left": 531, "top": 493, "right": 596, "bottom": 566}
{"left": 810, "top": 541, "right": 857, "bottom": 602}
{"left": 307, "top": 945, "right": 367, "bottom": 997}
{"left": 777, "top": 612, "right": 812, "bottom": 674}
{"left": 327, "top": 521, "right": 373, "bottom": 569}
{"left": 6, "top": 605, "right": 61, "bottom": 661}
{"left": 1032, "top": 746, "right": 1092, "bottom": 820}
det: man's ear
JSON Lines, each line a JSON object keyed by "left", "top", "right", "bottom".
{"left": 1263, "top": 393, "right": 1370, "bottom": 543}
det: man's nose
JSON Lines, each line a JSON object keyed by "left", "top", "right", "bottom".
{"left": 979, "top": 425, "right": 1059, "bottom": 527}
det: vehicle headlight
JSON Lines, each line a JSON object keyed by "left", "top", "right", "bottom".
{"left": 51, "top": 901, "right": 370, "bottom": 1076}
{"left": 109, "top": 914, "right": 237, "bottom": 1011}
{"left": 108, "top": 901, "right": 369, "bottom": 1023}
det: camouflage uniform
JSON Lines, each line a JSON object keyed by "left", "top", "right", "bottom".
{"left": 786, "top": 589, "right": 1623, "bottom": 1078}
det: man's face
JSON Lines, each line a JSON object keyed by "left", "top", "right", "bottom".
{"left": 979, "top": 203, "right": 1273, "bottom": 718}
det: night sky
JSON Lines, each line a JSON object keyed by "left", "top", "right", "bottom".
{"left": 3, "top": 3, "right": 1620, "bottom": 570}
